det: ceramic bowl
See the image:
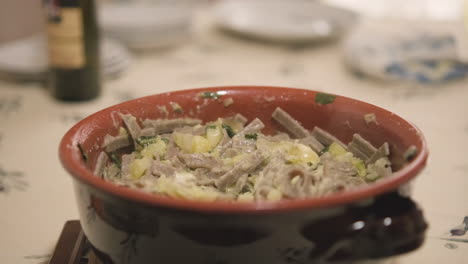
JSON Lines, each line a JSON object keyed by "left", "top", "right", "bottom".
{"left": 59, "top": 86, "right": 428, "bottom": 264}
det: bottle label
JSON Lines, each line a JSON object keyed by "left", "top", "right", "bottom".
{"left": 46, "top": 1, "right": 85, "bottom": 68}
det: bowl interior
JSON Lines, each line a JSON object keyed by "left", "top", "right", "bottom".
{"left": 60, "top": 86, "right": 428, "bottom": 212}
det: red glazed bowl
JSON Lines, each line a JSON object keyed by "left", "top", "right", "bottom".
{"left": 59, "top": 86, "right": 428, "bottom": 264}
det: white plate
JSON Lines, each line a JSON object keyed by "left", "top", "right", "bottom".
{"left": 0, "top": 35, "right": 132, "bottom": 81}
{"left": 99, "top": 3, "right": 192, "bottom": 31}
{"left": 213, "top": 0, "right": 357, "bottom": 43}
{"left": 99, "top": 3, "right": 193, "bottom": 50}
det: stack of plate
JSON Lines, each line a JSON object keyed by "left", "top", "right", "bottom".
{"left": 98, "top": 3, "right": 194, "bottom": 50}
{"left": 0, "top": 35, "right": 132, "bottom": 82}
{"left": 212, "top": 0, "right": 357, "bottom": 44}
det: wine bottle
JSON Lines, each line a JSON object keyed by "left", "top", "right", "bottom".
{"left": 45, "top": 0, "right": 100, "bottom": 101}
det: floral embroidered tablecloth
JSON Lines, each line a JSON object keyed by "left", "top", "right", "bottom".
{"left": 0, "top": 11, "right": 467, "bottom": 264}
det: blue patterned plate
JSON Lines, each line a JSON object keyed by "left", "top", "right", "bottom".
{"left": 343, "top": 19, "right": 468, "bottom": 84}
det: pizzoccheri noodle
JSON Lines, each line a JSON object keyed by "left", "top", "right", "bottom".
{"left": 92, "top": 107, "right": 392, "bottom": 202}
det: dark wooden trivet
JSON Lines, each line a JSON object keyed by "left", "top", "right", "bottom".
{"left": 49, "top": 220, "right": 100, "bottom": 264}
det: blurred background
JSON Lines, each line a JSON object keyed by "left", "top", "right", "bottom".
{"left": 0, "top": 0, "right": 467, "bottom": 86}
{"left": 0, "top": 1, "right": 468, "bottom": 263}
{"left": 0, "top": 0, "right": 465, "bottom": 44}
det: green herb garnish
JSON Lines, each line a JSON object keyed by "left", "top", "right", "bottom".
{"left": 315, "top": 93, "right": 336, "bottom": 105}
{"left": 222, "top": 124, "right": 235, "bottom": 138}
{"left": 77, "top": 143, "right": 88, "bottom": 163}
{"left": 201, "top": 91, "right": 220, "bottom": 100}
{"left": 136, "top": 136, "right": 158, "bottom": 147}
{"left": 109, "top": 152, "right": 122, "bottom": 169}
{"left": 240, "top": 181, "right": 254, "bottom": 194}
{"left": 206, "top": 125, "right": 217, "bottom": 130}
{"left": 245, "top": 133, "right": 258, "bottom": 140}
{"left": 319, "top": 145, "right": 330, "bottom": 156}
{"left": 169, "top": 102, "right": 184, "bottom": 114}
{"left": 160, "top": 137, "right": 169, "bottom": 144}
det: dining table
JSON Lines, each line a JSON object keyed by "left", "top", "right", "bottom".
{"left": 0, "top": 6, "right": 467, "bottom": 264}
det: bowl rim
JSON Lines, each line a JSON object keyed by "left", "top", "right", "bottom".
{"left": 59, "top": 86, "right": 429, "bottom": 214}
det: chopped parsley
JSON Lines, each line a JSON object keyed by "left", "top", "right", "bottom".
{"left": 222, "top": 124, "right": 235, "bottom": 138}
{"left": 206, "top": 125, "right": 217, "bottom": 130}
{"left": 245, "top": 133, "right": 258, "bottom": 140}
{"left": 240, "top": 181, "right": 254, "bottom": 194}
{"left": 136, "top": 136, "right": 158, "bottom": 147}
{"left": 201, "top": 91, "right": 221, "bottom": 100}
{"left": 319, "top": 145, "right": 330, "bottom": 156}
{"left": 169, "top": 102, "right": 183, "bottom": 114}
{"left": 160, "top": 137, "right": 170, "bottom": 144}
{"left": 315, "top": 93, "right": 336, "bottom": 105}
{"left": 109, "top": 152, "right": 122, "bottom": 169}
{"left": 77, "top": 143, "right": 88, "bottom": 163}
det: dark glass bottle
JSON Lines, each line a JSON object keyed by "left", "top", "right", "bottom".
{"left": 45, "top": 0, "right": 100, "bottom": 101}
